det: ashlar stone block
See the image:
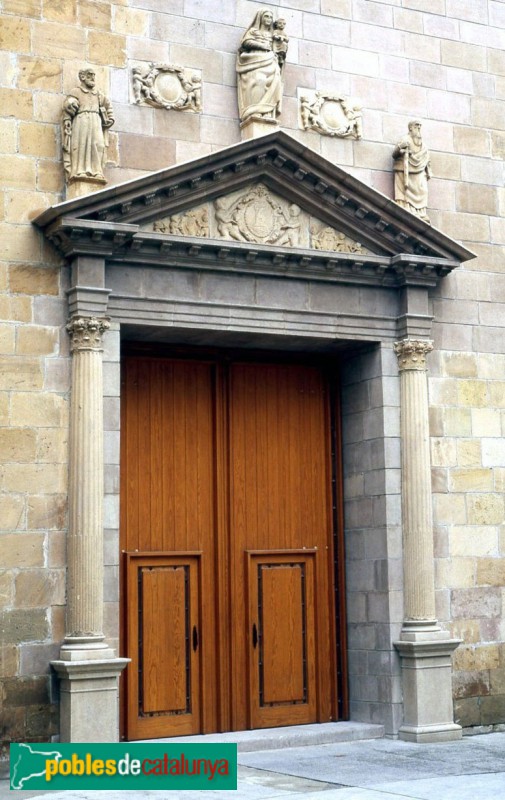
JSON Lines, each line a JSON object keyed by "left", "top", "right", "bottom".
{"left": 113, "top": 6, "right": 149, "bottom": 36}
{"left": 451, "top": 588, "right": 501, "bottom": 621}
{"left": 451, "top": 619, "right": 480, "bottom": 644}
{"left": 0, "top": 357, "right": 42, "bottom": 391}
{"left": 468, "top": 494, "right": 505, "bottom": 525}
{"left": 450, "top": 526, "right": 498, "bottom": 557}
{"left": 78, "top": 0, "right": 111, "bottom": 31}
{"left": 0, "top": 495, "right": 25, "bottom": 530}
{"left": 0, "top": 608, "right": 49, "bottom": 643}
{"left": 0, "top": 15, "right": 31, "bottom": 52}
{"left": 449, "top": 468, "right": 493, "bottom": 492}
{"left": 28, "top": 495, "right": 67, "bottom": 531}
{"left": 88, "top": 31, "right": 126, "bottom": 67}
{"left": 9, "top": 265, "right": 59, "bottom": 296}
{"left": 477, "top": 559, "right": 505, "bottom": 587}
{"left": 15, "top": 569, "right": 65, "bottom": 608}
{"left": 0, "top": 645, "right": 18, "bottom": 678}
{"left": 32, "top": 21, "right": 86, "bottom": 59}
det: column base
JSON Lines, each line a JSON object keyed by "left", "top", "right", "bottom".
{"left": 398, "top": 723, "right": 463, "bottom": 743}
{"left": 51, "top": 656, "right": 129, "bottom": 742}
{"left": 394, "top": 636, "right": 462, "bottom": 744}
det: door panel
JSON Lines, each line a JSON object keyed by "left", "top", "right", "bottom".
{"left": 229, "top": 363, "right": 334, "bottom": 729}
{"left": 121, "top": 354, "right": 341, "bottom": 739}
{"left": 121, "top": 358, "right": 218, "bottom": 739}
{"left": 126, "top": 554, "right": 201, "bottom": 739}
{"left": 247, "top": 552, "right": 317, "bottom": 728}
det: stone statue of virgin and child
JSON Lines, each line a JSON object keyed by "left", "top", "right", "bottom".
{"left": 236, "top": 9, "right": 288, "bottom": 126}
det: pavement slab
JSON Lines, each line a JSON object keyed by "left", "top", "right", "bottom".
{"left": 1, "top": 732, "right": 504, "bottom": 800}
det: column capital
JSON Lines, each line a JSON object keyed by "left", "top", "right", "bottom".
{"left": 67, "top": 316, "right": 110, "bottom": 353}
{"left": 394, "top": 338, "right": 433, "bottom": 371}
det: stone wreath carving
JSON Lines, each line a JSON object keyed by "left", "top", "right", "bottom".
{"left": 214, "top": 185, "right": 301, "bottom": 246}
{"left": 299, "top": 91, "right": 362, "bottom": 139}
{"left": 132, "top": 63, "right": 202, "bottom": 112}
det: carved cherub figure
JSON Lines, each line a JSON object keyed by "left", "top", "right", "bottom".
{"left": 272, "top": 17, "right": 289, "bottom": 71}
{"left": 340, "top": 97, "right": 363, "bottom": 139}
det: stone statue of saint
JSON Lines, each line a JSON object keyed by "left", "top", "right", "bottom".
{"left": 392, "top": 120, "right": 432, "bottom": 223}
{"left": 62, "top": 68, "right": 114, "bottom": 186}
{"left": 236, "top": 9, "right": 287, "bottom": 124}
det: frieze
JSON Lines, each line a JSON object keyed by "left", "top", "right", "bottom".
{"left": 311, "top": 225, "right": 364, "bottom": 254}
{"left": 131, "top": 62, "right": 202, "bottom": 112}
{"left": 299, "top": 89, "right": 362, "bottom": 139}
{"left": 144, "top": 184, "right": 369, "bottom": 254}
{"left": 153, "top": 207, "right": 209, "bottom": 237}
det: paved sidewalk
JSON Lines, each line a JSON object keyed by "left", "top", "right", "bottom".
{"left": 1, "top": 731, "right": 505, "bottom": 799}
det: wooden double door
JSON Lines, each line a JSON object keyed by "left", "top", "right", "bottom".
{"left": 121, "top": 351, "right": 345, "bottom": 740}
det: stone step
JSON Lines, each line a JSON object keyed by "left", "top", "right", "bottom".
{"left": 140, "top": 721, "right": 385, "bottom": 753}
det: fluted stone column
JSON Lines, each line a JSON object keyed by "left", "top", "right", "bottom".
{"left": 395, "top": 338, "right": 437, "bottom": 633}
{"left": 394, "top": 339, "right": 461, "bottom": 743}
{"left": 51, "top": 316, "right": 128, "bottom": 742}
{"left": 65, "top": 316, "right": 109, "bottom": 651}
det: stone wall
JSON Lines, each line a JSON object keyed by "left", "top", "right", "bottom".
{"left": 1, "top": 0, "right": 504, "bottom": 744}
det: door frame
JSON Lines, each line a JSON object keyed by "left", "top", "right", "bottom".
{"left": 119, "top": 343, "right": 349, "bottom": 739}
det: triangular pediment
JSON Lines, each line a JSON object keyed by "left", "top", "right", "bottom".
{"left": 34, "top": 130, "right": 473, "bottom": 284}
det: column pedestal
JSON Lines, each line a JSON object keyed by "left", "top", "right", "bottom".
{"left": 394, "top": 339, "right": 461, "bottom": 743}
{"left": 51, "top": 658, "right": 129, "bottom": 743}
{"left": 66, "top": 176, "right": 107, "bottom": 200}
{"left": 240, "top": 115, "right": 279, "bottom": 140}
{"left": 395, "top": 637, "right": 462, "bottom": 743}
{"left": 51, "top": 316, "right": 128, "bottom": 742}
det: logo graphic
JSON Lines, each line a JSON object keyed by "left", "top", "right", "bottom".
{"left": 10, "top": 743, "right": 237, "bottom": 791}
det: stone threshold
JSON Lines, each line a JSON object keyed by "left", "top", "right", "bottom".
{"left": 138, "top": 721, "right": 385, "bottom": 752}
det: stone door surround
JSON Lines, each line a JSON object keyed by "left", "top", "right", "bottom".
{"left": 35, "top": 130, "right": 474, "bottom": 742}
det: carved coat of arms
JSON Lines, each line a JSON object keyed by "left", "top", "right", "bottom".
{"left": 214, "top": 185, "right": 301, "bottom": 246}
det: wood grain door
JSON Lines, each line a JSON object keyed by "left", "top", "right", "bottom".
{"left": 121, "top": 358, "right": 219, "bottom": 740}
{"left": 246, "top": 551, "right": 317, "bottom": 728}
{"left": 121, "top": 354, "right": 341, "bottom": 739}
{"left": 228, "top": 363, "right": 336, "bottom": 729}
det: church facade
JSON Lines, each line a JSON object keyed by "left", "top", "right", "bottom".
{"left": 1, "top": 0, "right": 504, "bottom": 749}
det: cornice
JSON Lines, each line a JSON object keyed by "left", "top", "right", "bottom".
{"left": 43, "top": 218, "right": 458, "bottom": 289}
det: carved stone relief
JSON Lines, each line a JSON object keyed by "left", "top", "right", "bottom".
{"left": 153, "top": 207, "right": 209, "bottom": 237}
{"left": 237, "top": 10, "right": 288, "bottom": 126}
{"left": 311, "top": 225, "right": 364, "bottom": 254}
{"left": 131, "top": 62, "right": 202, "bottom": 112}
{"left": 298, "top": 89, "right": 362, "bottom": 139}
{"left": 392, "top": 120, "right": 431, "bottom": 224}
{"left": 145, "top": 183, "right": 368, "bottom": 254}
{"left": 214, "top": 185, "right": 301, "bottom": 246}
{"left": 62, "top": 68, "right": 114, "bottom": 198}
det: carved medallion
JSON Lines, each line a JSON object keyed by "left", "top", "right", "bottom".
{"left": 299, "top": 89, "right": 362, "bottom": 139}
{"left": 214, "top": 185, "right": 301, "bottom": 246}
{"left": 311, "top": 225, "right": 364, "bottom": 254}
{"left": 131, "top": 62, "right": 202, "bottom": 112}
